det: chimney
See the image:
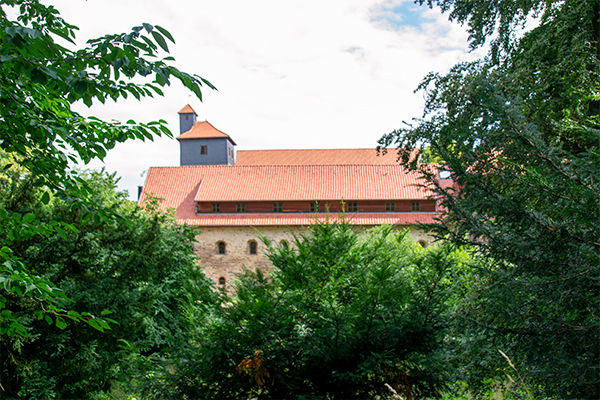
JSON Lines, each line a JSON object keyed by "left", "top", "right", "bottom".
{"left": 178, "top": 104, "right": 198, "bottom": 134}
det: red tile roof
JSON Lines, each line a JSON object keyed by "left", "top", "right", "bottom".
{"left": 176, "top": 121, "right": 237, "bottom": 145}
{"left": 236, "top": 148, "right": 408, "bottom": 165}
{"left": 193, "top": 165, "right": 430, "bottom": 202}
{"left": 139, "top": 164, "right": 437, "bottom": 226}
{"left": 178, "top": 104, "right": 197, "bottom": 115}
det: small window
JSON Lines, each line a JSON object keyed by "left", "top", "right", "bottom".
{"left": 439, "top": 170, "right": 452, "bottom": 180}
{"left": 212, "top": 203, "right": 220, "bottom": 213}
{"left": 347, "top": 202, "right": 358, "bottom": 212}
{"left": 200, "top": 145, "right": 208, "bottom": 155}
{"left": 386, "top": 202, "right": 395, "bottom": 212}
{"left": 273, "top": 203, "right": 283, "bottom": 212}
{"left": 310, "top": 202, "right": 318, "bottom": 212}
{"left": 412, "top": 201, "right": 420, "bottom": 212}
{"left": 249, "top": 241, "right": 257, "bottom": 255}
{"left": 217, "top": 241, "right": 226, "bottom": 254}
{"left": 237, "top": 203, "right": 246, "bottom": 212}
{"left": 218, "top": 276, "right": 226, "bottom": 285}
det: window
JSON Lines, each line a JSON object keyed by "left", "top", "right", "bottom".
{"left": 218, "top": 276, "right": 226, "bottom": 285}
{"left": 347, "top": 202, "right": 358, "bottom": 212}
{"left": 200, "top": 145, "right": 208, "bottom": 155}
{"left": 237, "top": 203, "right": 246, "bottom": 212}
{"left": 249, "top": 241, "right": 257, "bottom": 255}
{"left": 212, "top": 203, "right": 220, "bottom": 213}
{"left": 310, "top": 202, "right": 318, "bottom": 212}
{"left": 412, "top": 201, "right": 420, "bottom": 212}
{"left": 217, "top": 241, "right": 226, "bottom": 254}
{"left": 386, "top": 202, "right": 395, "bottom": 212}
{"left": 273, "top": 202, "right": 283, "bottom": 212}
{"left": 439, "top": 170, "right": 452, "bottom": 180}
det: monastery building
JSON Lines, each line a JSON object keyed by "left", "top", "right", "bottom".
{"left": 139, "top": 105, "right": 449, "bottom": 286}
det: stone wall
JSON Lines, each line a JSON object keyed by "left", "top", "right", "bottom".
{"left": 194, "top": 225, "right": 434, "bottom": 287}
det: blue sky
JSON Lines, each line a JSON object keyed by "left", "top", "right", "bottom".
{"left": 29, "top": 0, "right": 486, "bottom": 199}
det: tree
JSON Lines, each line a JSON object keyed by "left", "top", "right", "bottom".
{"left": 0, "top": 170, "right": 217, "bottom": 399}
{"left": 0, "top": 0, "right": 215, "bottom": 335}
{"left": 379, "top": 0, "right": 599, "bottom": 397}
{"left": 160, "top": 220, "right": 472, "bottom": 399}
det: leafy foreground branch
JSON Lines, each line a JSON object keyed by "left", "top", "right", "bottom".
{"left": 0, "top": 0, "right": 215, "bottom": 335}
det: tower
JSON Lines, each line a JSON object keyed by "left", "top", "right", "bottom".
{"left": 176, "top": 105, "right": 236, "bottom": 166}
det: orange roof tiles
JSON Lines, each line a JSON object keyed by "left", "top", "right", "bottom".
{"left": 176, "top": 121, "right": 237, "bottom": 145}
{"left": 193, "top": 165, "right": 430, "bottom": 202}
{"left": 178, "top": 104, "right": 197, "bottom": 115}
{"left": 139, "top": 164, "right": 437, "bottom": 226}
{"left": 237, "top": 148, "right": 406, "bottom": 165}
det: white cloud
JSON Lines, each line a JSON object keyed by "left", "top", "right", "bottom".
{"left": 37, "top": 0, "right": 487, "bottom": 198}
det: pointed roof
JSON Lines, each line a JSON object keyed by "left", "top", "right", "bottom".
{"left": 178, "top": 104, "right": 197, "bottom": 115}
{"left": 176, "top": 121, "right": 237, "bottom": 145}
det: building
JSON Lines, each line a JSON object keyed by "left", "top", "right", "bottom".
{"left": 139, "top": 105, "right": 447, "bottom": 286}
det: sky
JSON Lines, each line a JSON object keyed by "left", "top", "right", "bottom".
{"left": 40, "top": 0, "right": 487, "bottom": 199}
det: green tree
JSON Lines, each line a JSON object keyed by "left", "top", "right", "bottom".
{"left": 0, "top": 0, "right": 215, "bottom": 335}
{"left": 162, "top": 221, "right": 472, "bottom": 399}
{"left": 0, "top": 170, "right": 216, "bottom": 399}
{"left": 380, "top": 0, "right": 599, "bottom": 397}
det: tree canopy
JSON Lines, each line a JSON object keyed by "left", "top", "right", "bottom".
{"left": 155, "top": 221, "right": 473, "bottom": 399}
{"left": 380, "top": 0, "right": 599, "bottom": 397}
{"left": 0, "top": 169, "right": 216, "bottom": 398}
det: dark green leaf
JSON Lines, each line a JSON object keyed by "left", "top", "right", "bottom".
{"left": 151, "top": 31, "right": 169, "bottom": 52}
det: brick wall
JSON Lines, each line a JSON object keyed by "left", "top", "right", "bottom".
{"left": 194, "top": 225, "right": 434, "bottom": 287}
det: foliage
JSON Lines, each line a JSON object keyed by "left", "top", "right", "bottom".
{"left": 0, "top": 0, "right": 215, "bottom": 335}
{"left": 380, "top": 0, "right": 599, "bottom": 398}
{"left": 0, "top": 170, "right": 216, "bottom": 399}
{"left": 158, "top": 220, "right": 473, "bottom": 399}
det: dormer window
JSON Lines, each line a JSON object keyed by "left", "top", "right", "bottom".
{"left": 273, "top": 203, "right": 283, "bottom": 212}
{"left": 439, "top": 170, "right": 452, "bottom": 180}
{"left": 412, "top": 201, "right": 420, "bottom": 211}
{"left": 237, "top": 203, "right": 246, "bottom": 212}
{"left": 310, "top": 202, "right": 318, "bottom": 212}
{"left": 386, "top": 202, "right": 395, "bottom": 212}
{"left": 347, "top": 202, "right": 358, "bottom": 212}
{"left": 200, "top": 145, "right": 208, "bottom": 155}
{"left": 212, "top": 203, "right": 220, "bottom": 213}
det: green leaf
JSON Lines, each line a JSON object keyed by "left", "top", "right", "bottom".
{"left": 142, "top": 23, "right": 154, "bottom": 33}
{"left": 155, "top": 25, "right": 175, "bottom": 43}
{"left": 55, "top": 316, "right": 67, "bottom": 330}
{"left": 45, "top": 315, "right": 53, "bottom": 325}
{"left": 151, "top": 31, "right": 169, "bottom": 52}
{"left": 74, "top": 80, "right": 88, "bottom": 95}
{"left": 55, "top": 226, "right": 67, "bottom": 240}
{"left": 100, "top": 309, "right": 112, "bottom": 315}
{"left": 87, "top": 318, "right": 103, "bottom": 332}
{"left": 41, "top": 191, "right": 50, "bottom": 205}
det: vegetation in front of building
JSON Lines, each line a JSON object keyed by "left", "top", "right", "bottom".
{"left": 0, "top": 0, "right": 597, "bottom": 398}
